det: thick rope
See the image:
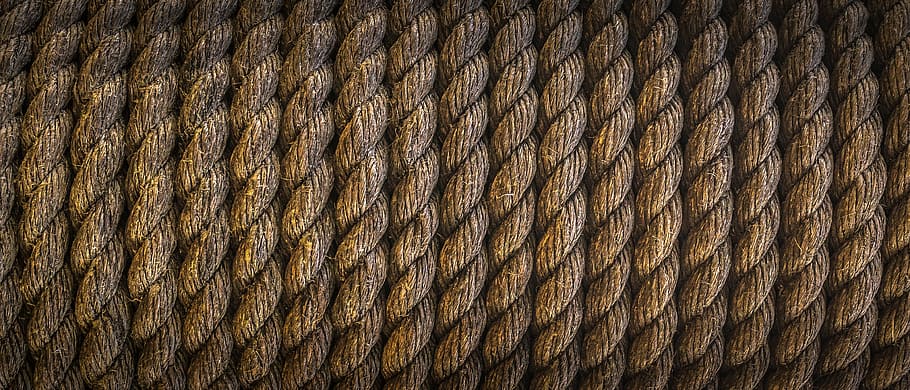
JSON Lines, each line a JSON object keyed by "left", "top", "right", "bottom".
{"left": 176, "top": 0, "right": 237, "bottom": 387}
{"left": 125, "top": 0, "right": 185, "bottom": 387}
{"left": 580, "top": 0, "right": 632, "bottom": 388}
{"left": 70, "top": 0, "right": 135, "bottom": 387}
{"left": 278, "top": 0, "right": 336, "bottom": 388}
{"left": 383, "top": 0, "right": 438, "bottom": 387}
{"left": 767, "top": 0, "right": 833, "bottom": 388}
{"left": 626, "top": 0, "right": 683, "bottom": 387}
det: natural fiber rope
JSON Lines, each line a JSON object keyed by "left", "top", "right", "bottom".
{"left": 483, "top": 0, "right": 536, "bottom": 388}
{"left": 176, "top": 0, "right": 236, "bottom": 387}
{"left": 626, "top": 0, "right": 682, "bottom": 387}
{"left": 331, "top": 0, "right": 388, "bottom": 387}
{"left": 433, "top": 0, "right": 489, "bottom": 387}
{"left": 278, "top": 0, "right": 336, "bottom": 388}
{"left": 580, "top": 0, "right": 633, "bottom": 388}
{"left": 125, "top": 0, "right": 184, "bottom": 387}
{"left": 384, "top": 0, "right": 438, "bottom": 387}
{"left": 70, "top": 0, "right": 135, "bottom": 387}
{"left": 722, "top": 0, "right": 781, "bottom": 388}
{"left": 0, "top": 1, "right": 38, "bottom": 388}
{"left": 768, "top": 0, "right": 833, "bottom": 388}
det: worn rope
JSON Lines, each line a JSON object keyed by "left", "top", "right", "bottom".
{"left": 383, "top": 0, "right": 439, "bottom": 388}
{"left": 228, "top": 0, "right": 283, "bottom": 386}
{"left": 125, "top": 0, "right": 185, "bottom": 387}
{"left": 626, "top": 0, "right": 682, "bottom": 387}
{"left": 176, "top": 0, "right": 237, "bottom": 388}
{"left": 675, "top": 0, "right": 733, "bottom": 388}
{"left": 870, "top": 0, "right": 910, "bottom": 388}
{"left": 70, "top": 0, "right": 135, "bottom": 387}
{"left": 331, "top": 0, "right": 388, "bottom": 387}
{"left": 278, "top": 0, "right": 336, "bottom": 388}
{"left": 0, "top": 1, "right": 39, "bottom": 388}
{"left": 721, "top": 0, "right": 781, "bottom": 388}
{"left": 580, "top": 0, "right": 632, "bottom": 388}
{"left": 483, "top": 0, "right": 536, "bottom": 388}
{"left": 768, "top": 0, "right": 833, "bottom": 388}
{"left": 816, "top": 0, "right": 886, "bottom": 388}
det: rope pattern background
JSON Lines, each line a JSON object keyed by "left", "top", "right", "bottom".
{"left": 1, "top": 0, "right": 909, "bottom": 388}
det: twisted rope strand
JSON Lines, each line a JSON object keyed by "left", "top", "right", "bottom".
{"left": 767, "top": 0, "right": 833, "bottom": 388}
{"left": 383, "top": 0, "right": 439, "bottom": 387}
{"left": 869, "top": 0, "right": 910, "bottom": 387}
{"left": 70, "top": 0, "right": 135, "bottom": 387}
{"left": 433, "top": 0, "right": 489, "bottom": 387}
{"left": 330, "top": 0, "right": 389, "bottom": 387}
{"left": 625, "top": 0, "right": 682, "bottom": 387}
{"left": 126, "top": 0, "right": 185, "bottom": 387}
{"left": 176, "top": 0, "right": 237, "bottom": 387}
{"left": 0, "top": 1, "right": 40, "bottom": 387}
{"left": 278, "top": 0, "right": 337, "bottom": 387}
{"left": 580, "top": 0, "right": 632, "bottom": 388}
{"left": 482, "top": 0, "right": 536, "bottom": 388}
{"left": 531, "top": 0, "right": 586, "bottom": 387}
{"left": 816, "top": 0, "right": 886, "bottom": 387}
{"left": 674, "top": 0, "right": 734, "bottom": 388}
{"left": 228, "top": 0, "right": 283, "bottom": 386}
{"left": 721, "top": 0, "right": 781, "bottom": 387}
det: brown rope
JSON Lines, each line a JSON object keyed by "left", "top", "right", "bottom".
{"left": 869, "top": 0, "right": 910, "bottom": 388}
{"left": 330, "top": 0, "right": 388, "bottom": 387}
{"left": 626, "top": 0, "right": 682, "bottom": 387}
{"left": 70, "top": 0, "right": 135, "bottom": 387}
{"left": 384, "top": 0, "right": 439, "bottom": 387}
{"left": 675, "top": 0, "right": 733, "bottom": 388}
{"left": 722, "top": 0, "right": 781, "bottom": 388}
{"left": 767, "top": 0, "right": 833, "bottom": 388}
{"left": 483, "top": 0, "right": 536, "bottom": 388}
{"left": 176, "top": 0, "right": 237, "bottom": 388}
{"left": 580, "top": 0, "right": 633, "bottom": 388}
{"left": 433, "top": 0, "right": 489, "bottom": 387}
{"left": 0, "top": 1, "right": 39, "bottom": 388}
{"left": 126, "top": 0, "right": 185, "bottom": 387}
{"left": 816, "top": 0, "right": 886, "bottom": 387}
{"left": 278, "top": 0, "right": 336, "bottom": 387}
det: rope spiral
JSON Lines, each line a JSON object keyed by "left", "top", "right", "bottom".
{"left": 384, "top": 0, "right": 439, "bottom": 387}
{"left": 278, "top": 0, "right": 336, "bottom": 387}
{"left": 483, "top": 0, "right": 536, "bottom": 388}
{"left": 626, "top": 0, "right": 683, "bottom": 387}
{"left": 722, "top": 0, "right": 781, "bottom": 388}
{"left": 176, "top": 0, "right": 237, "bottom": 387}
{"left": 125, "top": 0, "right": 185, "bottom": 387}
{"left": 580, "top": 0, "right": 633, "bottom": 388}
{"left": 330, "top": 0, "right": 388, "bottom": 387}
{"left": 768, "top": 0, "right": 833, "bottom": 388}
{"left": 70, "top": 0, "right": 135, "bottom": 387}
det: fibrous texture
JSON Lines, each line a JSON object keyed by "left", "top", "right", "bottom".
{"left": 531, "top": 0, "right": 586, "bottom": 387}
{"left": 722, "top": 0, "right": 781, "bottom": 388}
{"left": 870, "top": 0, "right": 910, "bottom": 388}
{"left": 483, "top": 0, "right": 535, "bottom": 388}
{"left": 768, "top": 0, "right": 833, "bottom": 388}
{"left": 278, "top": 0, "right": 336, "bottom": 388}
{"left": 126, "top": 0, "right": 185, "bottom": 387}
{"left": 70, "top": 0, "right": 135, "bottom": 387}
{"left": 176, "top": 0, "right": 237, "bottom": 388}
{"left": 817, "top": 0, "right": 886, "bottom": 388}
{"left": 675, "top": 0, "right": 733, "bottom": 388}
{"left": 330, "top": 0, "right": 388, "bottom": 388}
{"left": 626, "top": 0, "right": 683, "bottom": 388}
{"left": 581, "top": 0, "right": 632, "bottom": 388}
{"left": 433, "top": 0, "right": 489, "bottom": 387}
{"left": 384, "top": 0, "right": 438, "bottom": 388}
{"left": 228, "top": 0, "right": 283, "bottom": 386}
